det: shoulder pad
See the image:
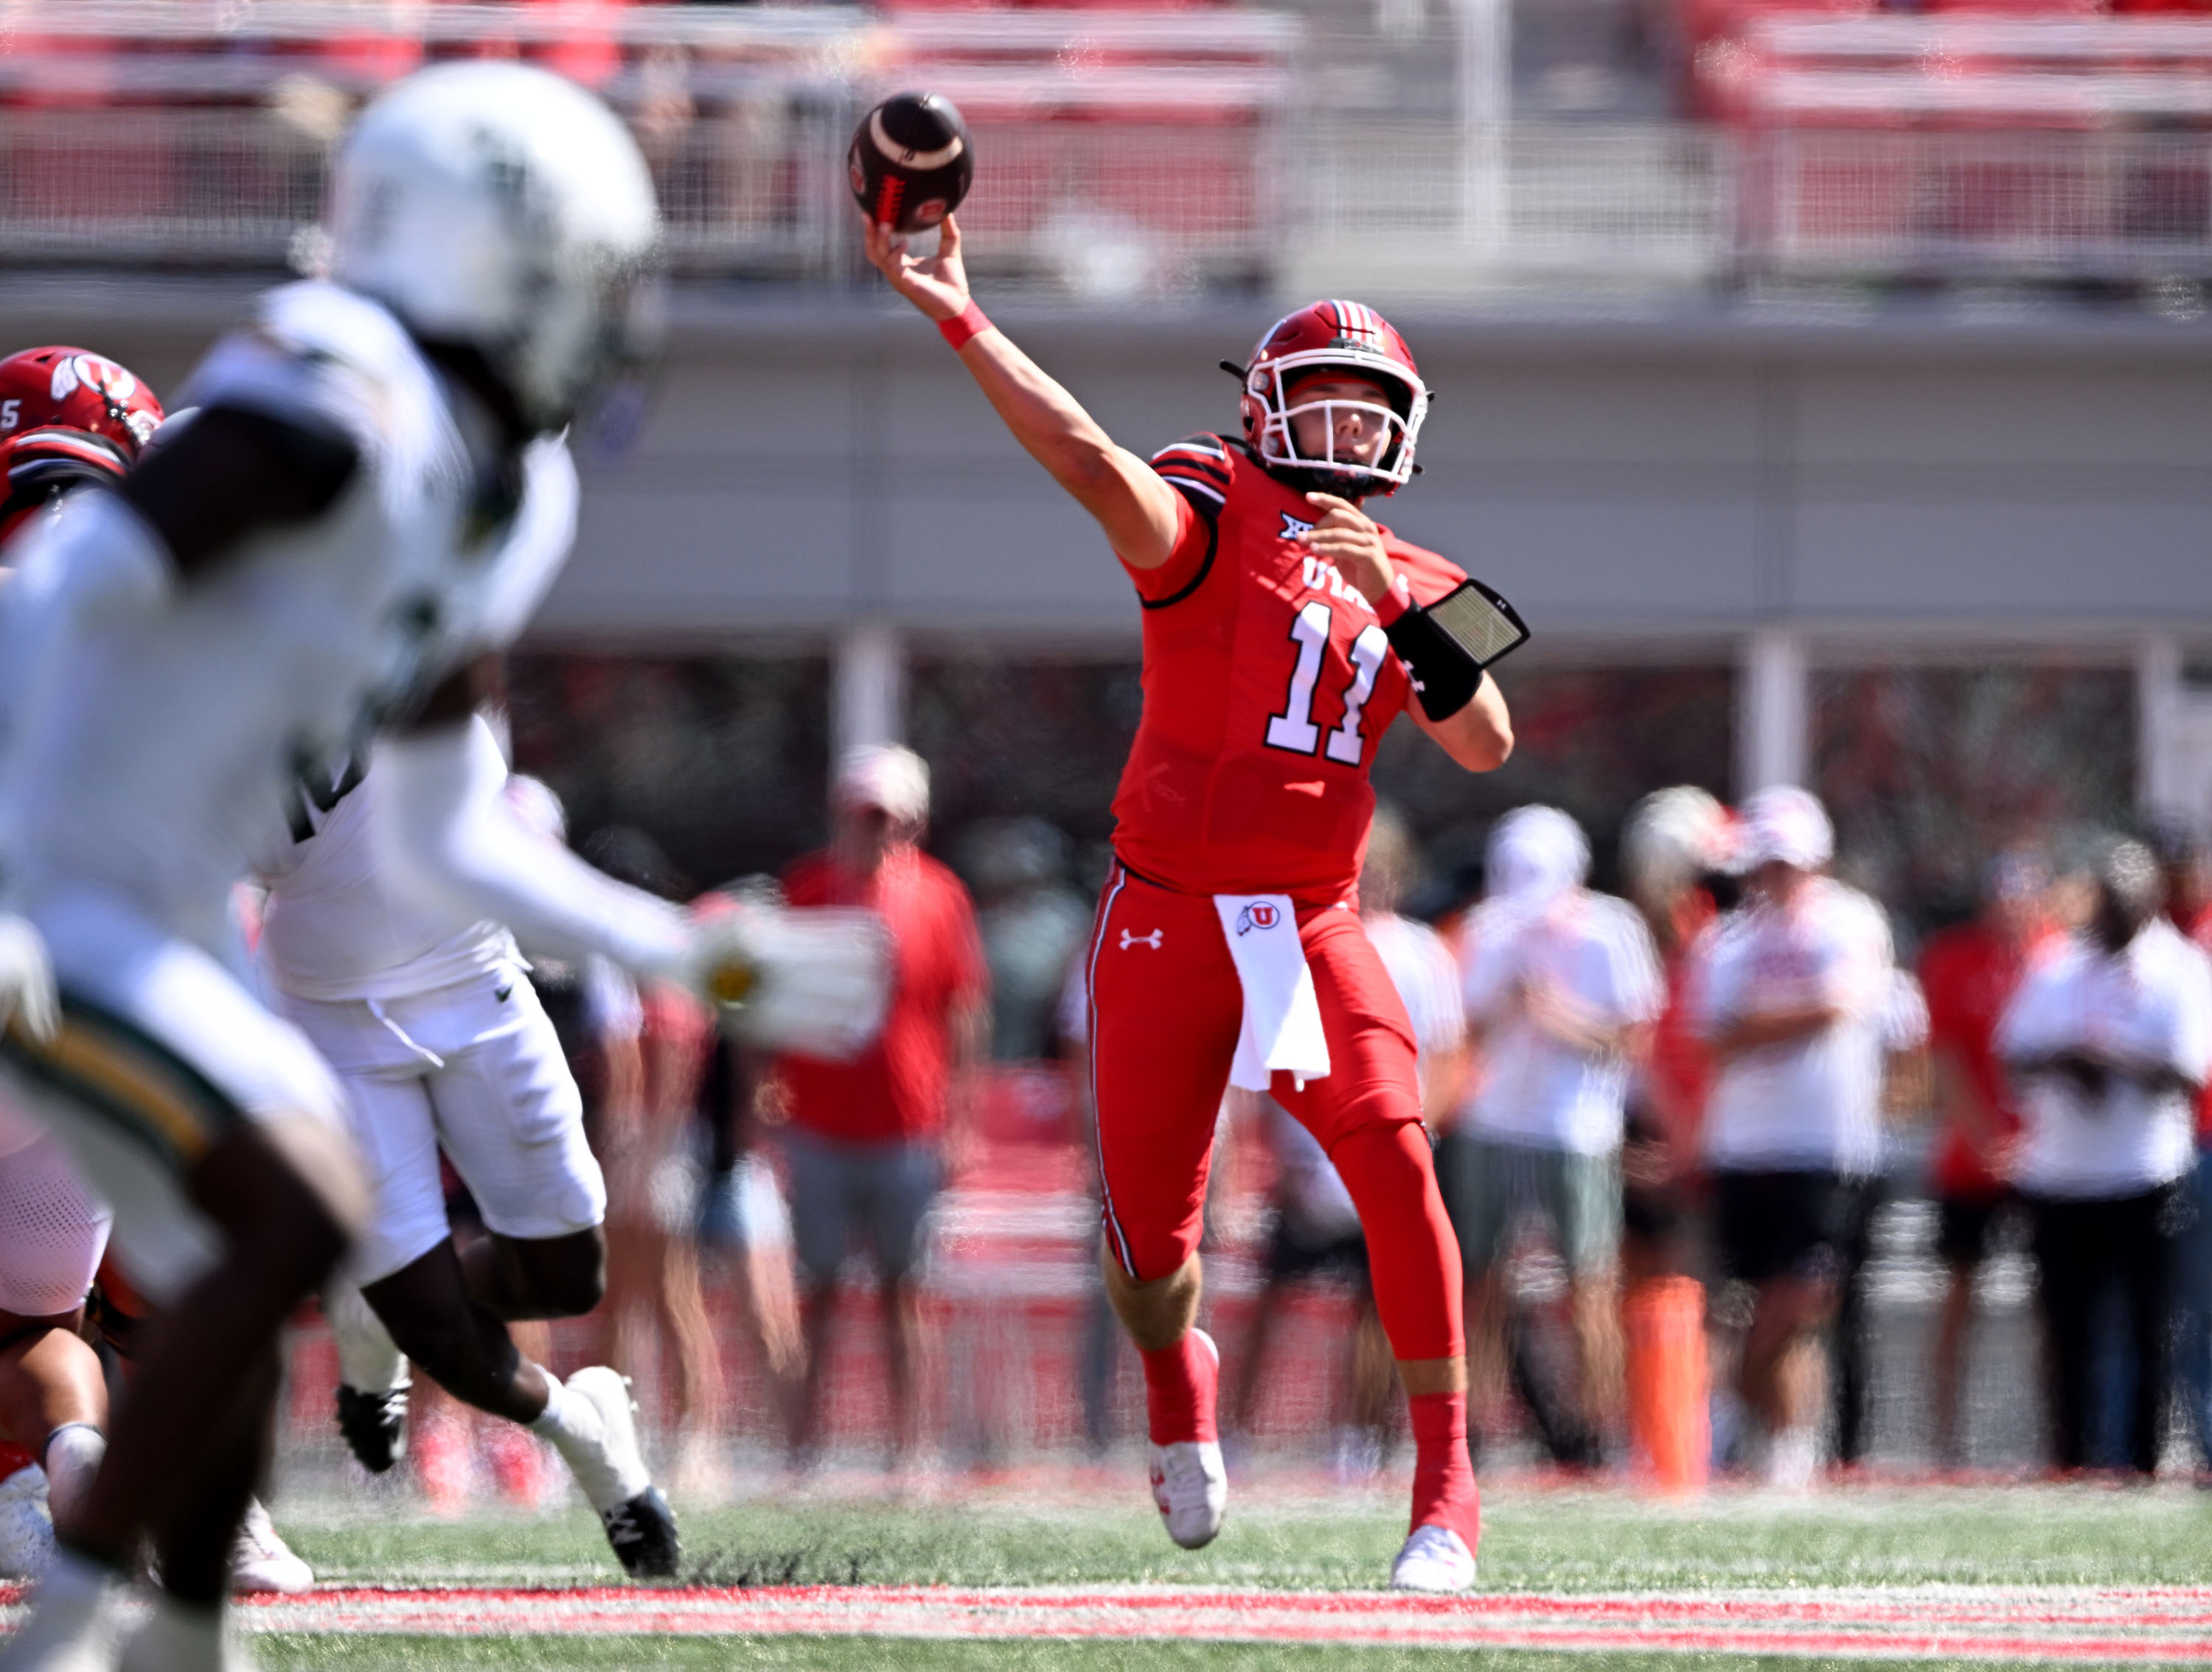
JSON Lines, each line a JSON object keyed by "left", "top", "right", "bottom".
{"left": 179, "top": 282, "right": 442, "bottom": 462}
{"left": 1149, "top": 431, "right": 1234, "bottom": 516}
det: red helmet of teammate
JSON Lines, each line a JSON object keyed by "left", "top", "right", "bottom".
{"left": 1232, "top": 299, "right": 1429, "bottom": 498}
{"left": 0, "top": 346, "right": 165, "bottom": 544}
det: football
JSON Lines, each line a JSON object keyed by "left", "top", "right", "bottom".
{"left": 847, "top": 91, "right": 974, "bottom": 235}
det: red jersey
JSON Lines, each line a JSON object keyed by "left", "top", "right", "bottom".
{"left": 1919, "top": 918, "right": 2050, "bottom": 1199}
{"left": 1110, "top": 433, "right": 1470, "bottom": 906}
{"left": 2184, "top": 904, "right": 2212, "bottom": 1142}
{"left": 778, "top": 845, "right": 988, "bottom": 1144}
{"left": 1643, "top": 894, "right": 1719, "bottom": 1157}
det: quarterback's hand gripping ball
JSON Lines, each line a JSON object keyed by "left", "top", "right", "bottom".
{"left": 687, "top": 903, "right": 894, "bottom": 1061}
{"left": 848, "top": 91, "right": 973, "bottom": 235}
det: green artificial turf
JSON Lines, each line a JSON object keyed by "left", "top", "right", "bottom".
{"left": 247, "top": 1480, "right": 2212, "bottom": 1670}
{"left": 278, "top": 1480, "right": 2212, "bottom": 1595}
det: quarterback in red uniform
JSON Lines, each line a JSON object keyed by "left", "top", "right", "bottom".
{"left": 869, "top": 219, "right": 1517, "bottom": 1591}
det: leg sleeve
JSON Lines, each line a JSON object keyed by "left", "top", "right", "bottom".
{"left": 1086, "top": 869, "right": 1242, "bottom": 1281}
{"left": 1330, "top": 1121, "right": 1464, "bottom": 1364}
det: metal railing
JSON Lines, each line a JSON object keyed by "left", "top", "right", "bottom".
{"left": 12, "top": 7, "right": 2212, "bottom": 294}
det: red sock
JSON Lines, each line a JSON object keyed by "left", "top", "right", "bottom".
{"left": 1408, "top": 1390, "right": 1481, "bottom": 1550}
{"left": 1140, "top": 1331, "right": 1219, "bottom": 1446}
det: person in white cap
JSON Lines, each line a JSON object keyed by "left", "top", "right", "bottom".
{"left": 1689, "top": 785, "right": 1897, "bottom": 1489}
{"left": 1449, "top": 806, "right": 1663, "bottom": 1465}
{"left": 776, "top": 745, "right": 989, "bottom": 1471}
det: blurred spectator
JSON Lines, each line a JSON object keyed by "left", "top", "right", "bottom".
{"left": 2000, "top": 838, "right": 2212, "bottom": 1477}
{"left": 1617, "top": 786, "right": 1735, "bottom": 1491}
{"left": 1916, "top": 847, "right": 2057, "bottom": 1471}
{"left": 778, "top": 746, "right": 989, "bottom": 1469}
{"left": 580, "top": 828, "right": 728, "bottom": 1500}
{"left": 1618, "top": 786, "right": 1736, "bottom": 1284}
{"left": 2149, "top": 821, "right": 2212, "bottom": 1478}
{"left": 694, "top": 1013, "right": 804, "bottom": 1446}
{"left": 1225, "top": 809, "right": 1465, "bottom": 1476}
{"left": 958, "top": 818, "right": 1091, "bottom": 1062}
{"left": 1831, "top": 962, "right": 1929, "bottom": 1473}
{"left": 1450, "top": 806, "right": 1663, "bottom": 1467}
{"left": 1694, "top": 787, "right": 1898, "bottom": 1490}
{"left": 1363, "top": 808, "right": 1472, "bottom": 1122}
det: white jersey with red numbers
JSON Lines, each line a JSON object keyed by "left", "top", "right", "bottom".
{"left": 1110, "top": 434, "right": 1470, "bottom": 909}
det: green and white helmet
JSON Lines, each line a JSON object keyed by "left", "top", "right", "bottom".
{"left": 324, "top": 61, "right": 662, "bottom": 435}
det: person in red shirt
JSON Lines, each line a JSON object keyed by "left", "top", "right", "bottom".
{"left": 776, "top": 745, "right": 988, "bottom": 1471}
{"left": 1918, "top": 847, "right": 2056, "bottom": 1470}
{"left": 866, "top": 217, "right": 1517, "bottom": 1590}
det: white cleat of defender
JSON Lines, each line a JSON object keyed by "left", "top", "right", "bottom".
{"left": 229, "top": 1500, "right": 313, "bottom": 1597}
{"left": 557, "top": 1367, "right": 681, "bottom": 1579}
{"left": 1145, "top": 1331, "right": 1226, "bottom": 1551}
{"left": 1390, "top": 1524, "right": 1477, "bottom": 1592}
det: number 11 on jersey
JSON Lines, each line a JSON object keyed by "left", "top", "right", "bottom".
{"left": 1265, "top": 600, "right": 1389, "bottom": 766}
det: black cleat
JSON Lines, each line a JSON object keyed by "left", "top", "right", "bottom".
{"left": 335, "top": 1384, "right": 409, "bottom": 1474}
{"left": 601, "top": 1485, "right": 681, "bottom": 1579}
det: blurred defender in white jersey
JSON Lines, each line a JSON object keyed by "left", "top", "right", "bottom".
{"left": 257, "top": 736, "right": 678, "bottom": 1575}
{"left": 0, "top": 63, "right": 886, "bottom": 1672}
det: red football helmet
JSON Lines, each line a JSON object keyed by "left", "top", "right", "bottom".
{"left": 0, "top": 346, "right": 165, "bottom": 544}
{"left": 1233, "top": 299, "right": 1429, "bottom": 496}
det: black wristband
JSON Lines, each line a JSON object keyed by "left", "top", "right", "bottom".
{"left": 1384, "top": 578, "right": 1529, "bottom": 721}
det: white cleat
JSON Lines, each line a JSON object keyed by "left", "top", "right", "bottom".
{"left": 1148, "top": 1440, "right": 1226, "bottom": 1550}
{"left": 0, "top": 1551, "right": 129, "bottom": 1672}
{"left": 0, "top": 1465, "right": 55, "bottom": 1580}
{"left": 559, "top": 1367, "right": 654, "bottom": 1510}
{"left": 117, "top": 1597, "right": 257, "bottom": 1672}
{"left": 1145, "top": 1328, "right": 1225, "bottom": 1551}
{"left": 228, "top": 1499, "right": 313, "bottom": 1596}
{"left": 1391, "top": 1524, "right": 1477, "bottom": 1593}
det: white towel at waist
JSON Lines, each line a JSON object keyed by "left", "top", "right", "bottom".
{"left": 1214, "top": 893, "right": 1332, "bottom": 1092}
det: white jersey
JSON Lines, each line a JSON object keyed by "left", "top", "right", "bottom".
{"left": 1998, "top": 920, "right": 2212, "bottom": 1199}
{"left": 1458, "top": 888, "right": 1664, "bottom": 1156}
{"left": 255, "top": 741, "right": 520, "bottom": 1003}
{"left": 0, "top": 281, "right": 577, "bottom": 955}
{"left": 1691, "top": 876, "right": 1896, "bottom": 1175}
{"left": 1365, "top": 910, "right": 1467, "bottom": 1112}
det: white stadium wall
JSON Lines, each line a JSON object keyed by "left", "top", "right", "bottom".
{"left": 9, "top": 277, "right": 2211, "bottom": 821}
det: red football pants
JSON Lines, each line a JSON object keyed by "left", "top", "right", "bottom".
{"left": 1085, "top": 863, "right": 1464, "bottom": 1363}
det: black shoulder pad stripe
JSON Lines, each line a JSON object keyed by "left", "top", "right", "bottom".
{"left": 1140, "top": 510, "right": 1219, "bottom": 611}
{"left": 1158, "top": 473, "right": 1225, "bottom": 510}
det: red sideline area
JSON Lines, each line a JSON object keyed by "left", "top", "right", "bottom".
{"left": 9, "top": 1582, "right": 2208, "bottom": 1659}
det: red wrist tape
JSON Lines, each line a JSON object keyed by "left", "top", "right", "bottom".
{"left": 939, "top": 301, "right": 991, "bottom": 351}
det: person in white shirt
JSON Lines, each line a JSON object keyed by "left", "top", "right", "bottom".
{"left": 1449, "top": 805, "right": 1663, "bottom": 1463}
{"left": 1997, "top": 836, "right": 2212, "bottom": 1477}
{"left": 1691, "top": 786, "right": 1896, "bottom": 1488}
